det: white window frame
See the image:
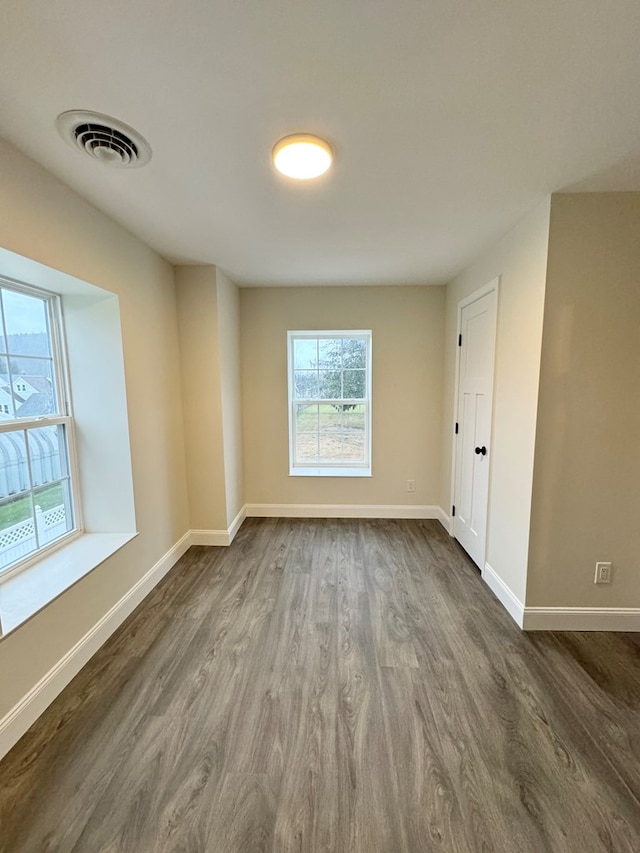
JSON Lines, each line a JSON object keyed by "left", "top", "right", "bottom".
{"left": 287, "top": 329, "right": 372, "bottom": 477}
{"left": 0, "top": 275, "right": 82, "bottom": 581}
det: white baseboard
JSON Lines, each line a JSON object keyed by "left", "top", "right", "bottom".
{"left": 0, "top": 531, "right": 192, "bottom": 762}
{"left": 482, "top": 562, "right": 525, "bottom": 628}
{"left": 245, "top": 503, "right": 445, "bottom": 520}
{"left": 481, "top": 563, "right": 640, "bottom": 632}
{"left": 437, "top": 507, "right": 452, "bottom": 534}
{"left": 191, "top": 504, "right": 247, "bottom": 546}
{"left": 522, "top": 607, "right": 640, "bottom": 632}
{"left": 227, "top": 505, "right": 247, "bottom": 542}
{"left": 191, "top": 529, "right": 231, "bottom": 546}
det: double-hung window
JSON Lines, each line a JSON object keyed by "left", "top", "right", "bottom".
{"left": 288, "top": 330, "right": 372, "bottom": 476}
{"left": 0, "top": 278, "right": 79, "bottom": 578}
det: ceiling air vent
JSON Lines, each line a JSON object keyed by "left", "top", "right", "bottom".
{"left": 56, "top": 110, "right": 152, "bottom": 168}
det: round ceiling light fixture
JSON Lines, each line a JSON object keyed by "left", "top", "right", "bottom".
{"left": 272, "top": 134, "right": 333, "bottom": 180}
{"left": 56, "top": 110, "right": 152, "bottom": 168}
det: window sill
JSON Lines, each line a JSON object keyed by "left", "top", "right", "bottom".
{"left": 289, "top": 467, "right": 372, "bottom": 477}
{"left": 0, "top": 531, "right": 137, "bottom": 637}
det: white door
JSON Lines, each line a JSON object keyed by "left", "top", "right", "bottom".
{"left": 453, "top": 284, "right": 498, "bottom": 568}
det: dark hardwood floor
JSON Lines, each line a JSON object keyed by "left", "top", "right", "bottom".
{"left": 1, "top": 518, "right": 639, "bottom": 852}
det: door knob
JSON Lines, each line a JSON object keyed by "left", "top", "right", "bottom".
{"left": 474, "top": 446, "right": 487, "bottom": 456}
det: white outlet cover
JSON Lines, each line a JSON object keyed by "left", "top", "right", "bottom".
{"left": 594, "top": 561, "right": 612, "bottom": 584}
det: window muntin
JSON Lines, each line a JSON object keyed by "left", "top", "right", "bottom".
{"left": 288, "top": 331, "right": 372, "bottom": 475}
{"left": 0, "top": 279, "right": 79, "bottom": 577}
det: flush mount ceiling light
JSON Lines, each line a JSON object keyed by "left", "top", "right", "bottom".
{"left": 272, "top": 134, "right": 333, "bottom": 180}
{"left": 56, "top": 110, "right": 152, "bottom": 168}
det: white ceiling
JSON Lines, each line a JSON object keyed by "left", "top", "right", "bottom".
{"left": 1, "top": 0, "right": 639, "bottom": 286}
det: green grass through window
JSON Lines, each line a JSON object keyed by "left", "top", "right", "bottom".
{"left": 0, "top": 483, "right": 64, "bottom": 528}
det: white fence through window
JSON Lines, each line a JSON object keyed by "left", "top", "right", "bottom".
{"left": 0, "top": 504, "right": 68, "bottom": 570}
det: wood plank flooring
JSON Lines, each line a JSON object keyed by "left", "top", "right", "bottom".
{"left": 1, "top": 518, "right": 640, "bottom": 852}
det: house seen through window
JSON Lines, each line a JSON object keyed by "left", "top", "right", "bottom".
{"left": 0, "top": 279, "right": 79, "bottom": 576}
{"left": 288, "top": 330, "right": 372, "bottom": 476}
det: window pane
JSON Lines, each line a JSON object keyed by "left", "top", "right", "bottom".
{"left": 296, "top": 431, "right": 319, "bottom": 462}
{"left": 294, "top": 370, "right": 318, "bottom": 399}
{"left": 33, "top": 480, "right": 73, "bottom": 546}
{"left": 343, "top": 338, "right": 366, "bottom": 369}
{"left": 318, "top": 338, "right": 342, "bottom": 368}
{"left": 0, "top": 492, "right": 37, "bottom": 571}
{"left": 289, "top": 331, "right": 370, "bottom": 472}
{"left": 13, "top": 359, "right": 56, "bottom": 417}
{"left": 27, "top": 425, "right": 69, "bottom": 487}
{"left": 318, "top": 370, "right": 342, "bottom": 400}
{"left": 0, "top": 427, "right": 74, "bottom": 575}
{"left": 293, "top": 338, "right": 317, "bottom": 369}
{"left": 343, "top": 405, "right": 366, "bottom": 461}
{"left": 0, "top": 430, "right": 30, "bottom": 498}
{"left": 0, "top": 386, "right": 15, "bottom": 419}
{"left": 1, "top": 288, "right": 51, "bottom": 356}
{"left": 295, "top": 404, "right": 318, "bottom": 433}
{"left": 0, "top": 286, "right": 77, "bottom": 575}
{"left": 343, "top": 369, "right": 366, "bottom": 399}
{"left": 319, "top": 405, "right": 343, "bottom": 433}
{"left": 343, "top": 404, "right": 366, "bottom": 430}
{"left": 318, "top": 433, "right": 343, "bottom": 461}
{"left": 342, "top": 433, "right": 366, "bottom": 462}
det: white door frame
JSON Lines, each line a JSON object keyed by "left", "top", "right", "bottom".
{"left": 449, "top": 277, "right": 499, "bottom": 568}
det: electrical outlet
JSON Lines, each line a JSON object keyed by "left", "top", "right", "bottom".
{"left": 594, "top": 562, "right": 612, "bottom": 584}
{"left": 406, "top": 479, "right": 416, "bottom": 493}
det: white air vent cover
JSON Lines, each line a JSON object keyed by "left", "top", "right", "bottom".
{"left": 56, "top": 110, "right": 152, "bottom": 168}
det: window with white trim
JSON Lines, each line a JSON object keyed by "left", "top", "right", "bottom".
{"left": 288, "top": 330, "right": 372, "bottom": 476}
{"left": 0, "top": 278, "right": 80, "bottom": 578}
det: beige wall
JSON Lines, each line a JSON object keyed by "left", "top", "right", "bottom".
{"left": 175, "top": 265, "right": 227, "bottom": 531}
{"left": 0, "top": 138, "right": 189, "bottom": 718}
{"left": 217, "top": 271, "right": 245, "bottom": 526}
{"left": 241, "top": 285, "right": 444, "bottom": 507}
{"left": 527, "top": 193, "right": 640, "bottom": 607}
{"left": 175, "top": 266, "right": 243, "bottom": 532}
{"left": 442, "top": 200, "right": 550, "bottom": 602}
